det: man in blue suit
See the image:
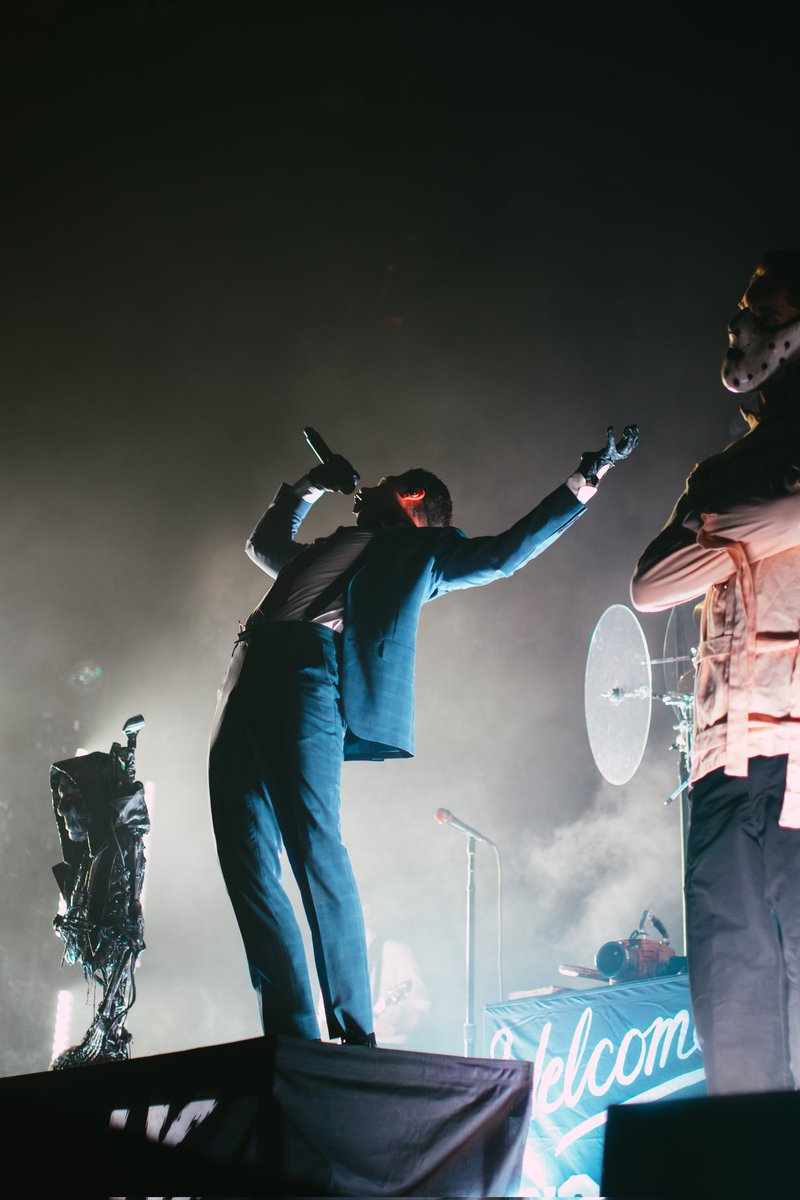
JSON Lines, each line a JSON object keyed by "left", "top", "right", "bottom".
{"left": 210, "top": 429, "right": 637, "bottom": 1044}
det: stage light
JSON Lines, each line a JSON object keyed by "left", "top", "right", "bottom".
{"left": 66, "top": 660, "right": 104, "bottom": 692}
{"left": 51, "top": 989, "right": 73, "bottom": 1064}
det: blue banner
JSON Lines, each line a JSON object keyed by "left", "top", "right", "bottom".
{"left": 485, "top": 976, "right": 705, "bottom": 1197}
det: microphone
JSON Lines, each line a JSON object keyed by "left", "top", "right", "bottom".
{"left": 435, "top": 808, "right": 494, "bottom": 846}
{"left": 302, "top": 427, "right": 360, "bottom": 495}
{"left": 304, "top": 426, "right": 334, "bottom": 465}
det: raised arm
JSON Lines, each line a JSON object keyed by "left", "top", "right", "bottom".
{"left": 430, "top": 425, "right": 639, "bottom": 593}
{"left": 245, "top": 449, "right": 360, "bottom": 577}
{"left": 245, "top": 478, "right": 322, "bottom": 578}
{"left": 429, "top": 480, "right": 587, "bottom": 594}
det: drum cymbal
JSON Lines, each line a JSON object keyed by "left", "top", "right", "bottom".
{"left": 585, "top": 604, "right": 652, "bottom": 786}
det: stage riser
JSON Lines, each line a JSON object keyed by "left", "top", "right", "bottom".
{"left": 602, "top": 1089, "right": 800, "bottom": 1197}
{"left": 0, "top": 1035, "right": 532, "bottom": 1197}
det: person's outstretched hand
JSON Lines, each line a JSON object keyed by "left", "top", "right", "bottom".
{"left": 577, "top": 424, "right": 640, "bottom": 486}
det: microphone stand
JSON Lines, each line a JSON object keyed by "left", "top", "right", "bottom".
{"left": 464, "top": 835, "right": 476, "bottom": 1058}
{"left": 436, "top": 807, "right": 502, "bottom": 1057}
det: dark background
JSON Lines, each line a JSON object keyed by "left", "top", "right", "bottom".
{"left": 1, "top": 3, "right": 797, "bottom": 1072}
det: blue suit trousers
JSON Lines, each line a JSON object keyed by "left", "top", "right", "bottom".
{"left": 209, "top": 622, "right": 372, "bottom": 1040}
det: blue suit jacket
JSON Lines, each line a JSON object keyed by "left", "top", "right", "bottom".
{"left": 248, "top": 482, "right": 585, "bottom": 761}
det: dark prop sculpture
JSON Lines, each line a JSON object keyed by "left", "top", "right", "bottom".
{"left": 49, "top": 714, "right": 149, "bottom": 1069}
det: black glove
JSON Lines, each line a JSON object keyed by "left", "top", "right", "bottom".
{"left": 577, "top": 424, "right": 640, "bottom": 486}
{"left": 308, "top": 454, "right": 361, "bottom": 495}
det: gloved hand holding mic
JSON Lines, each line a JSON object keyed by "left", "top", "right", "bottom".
{"left": 304, "top": 426, "right": 361, "bottom": 495}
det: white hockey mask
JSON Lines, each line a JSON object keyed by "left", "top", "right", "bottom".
{"left": 721, "top": 307, "right": 800, "bottom": 393}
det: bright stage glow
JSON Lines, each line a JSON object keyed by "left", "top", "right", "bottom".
{"left": 51, "top": 989, "right": 73, "bottom": 1064}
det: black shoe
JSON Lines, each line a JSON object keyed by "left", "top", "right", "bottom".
{"left": 341, "top": 1031, "right": 377, "bottom": 1047}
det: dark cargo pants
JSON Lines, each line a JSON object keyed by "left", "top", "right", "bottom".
{"left": 686, "top": 755, "right": 800, "bottom": 1093}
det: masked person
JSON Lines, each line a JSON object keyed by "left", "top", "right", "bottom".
{"left": 632, "top": 250, "right": 800, "bottom": 1093}
{"left": 210, "top": 426, "right": 638, "bottom": 1045}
